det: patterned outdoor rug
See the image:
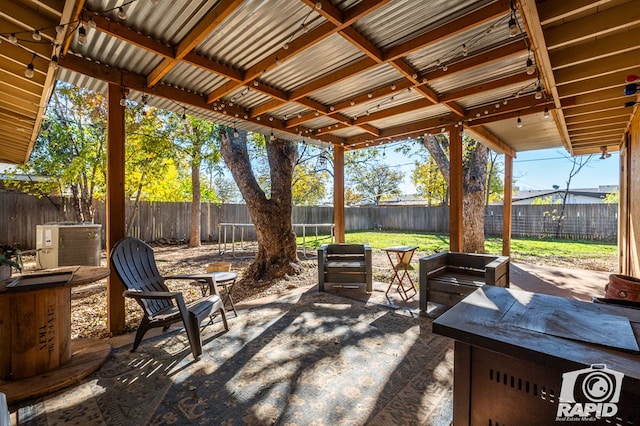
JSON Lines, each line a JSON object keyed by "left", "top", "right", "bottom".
{"left": 18, "top": 289, "right": 453, "bottom": 425}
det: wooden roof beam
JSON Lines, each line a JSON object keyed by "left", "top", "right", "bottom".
{"left": 58, "top": 53, "right": 346, "bottom": 146}
{"left": 465, "top": 126, "right": 516, "bottom": 157}
{"left": 147, "top": 0, "right": 243, "bottom": 87}
{"left": 384, "top": 0, "right": 511, "bottom": 61}
{"left": 439, "top": 72, "right": 535, "bottom": 103}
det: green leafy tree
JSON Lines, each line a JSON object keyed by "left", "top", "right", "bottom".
{"left": 603, "top": 191, "right": 619, "bottom": 204}
{"left": 345, "top": 149, "right": 403, "bottom": 205}
{"left": 172, "top": 114, "right": 222, "bottom": 247}
{"left": 12, "top": 83, "right": 107, "bottom": 222}
{"left": 486, "top": 151, "right": 504, "bottom": 205}
{"left": 412, "top": 156, "right": 448, "bottom": 206}
{"left": 292, "top": 144, "right": 328, "bottom": 205}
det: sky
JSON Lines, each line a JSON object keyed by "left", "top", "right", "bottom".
{"left": 385, "top": 146, "right": 620, "bottom": 194}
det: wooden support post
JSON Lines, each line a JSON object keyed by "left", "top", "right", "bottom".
{"left": 333, "top": 145, "right": 345, "bottom": 243}
{"left": 449, "top": 125, "right": 463, "bottom": 251}
{"left": 502, "top": 154, "right": 513, "bottom": 256}
{"left": 106, "top": 83, "right": 126, "bottom": 334}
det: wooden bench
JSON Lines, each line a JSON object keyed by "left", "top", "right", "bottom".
{"left": 419, "top": 251, "right": 510, "bottom": 314}
{"left": 318, "top": 244, "right": 372, "bottom": 293}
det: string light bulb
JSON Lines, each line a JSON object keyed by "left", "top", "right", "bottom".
{"left": 516, "top": 113, "right": 523, "bottom": 128}
{"left": 315, "top": 1, "right": 322, "bottom": 10}
{"left": 543, "top": 106, "right": 550, "bottom": 119}
{"left": 117, "top": 7, "right": 127, "bottom": 20}
{"left": 270, "top": 130, "right": 275, "bottom": 141}
{"left": 32, "top": 30, "right": 42, "bottom": 41}
{"left": 462, "top": 44, "right": 468, "bottom": 57}
{"left": 526, "top": 57, "right": 535, "bottom": 75}
{"left": 508, "top": 17, "right": 518, "bottom": 37}
{"left": 119, "top": 88, "right": 127, "bottom": 106}
{"left": 24, "top": 62, "right": 35, "bottom": 79}
{"left": 535, "top": 84, "right": 543, "bottom": 100}
{"left": 77, "top": 25, "right": 87, "bottom": 45}
{"left": 55, "top": 25, "right": 65, "bottom": 35}
{"left": 51, "top": 54, "right": 59, "bottom": 70}
{"left": 88, "top": 17, "right": 97, "bottom": 29}
{"left": 8, "top": 33, "right": 17, "bottom": 44}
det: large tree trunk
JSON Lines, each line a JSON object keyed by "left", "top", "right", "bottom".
{"left": 219, "top": 129, "right": 301, "bottom": 282}
{"left": 463, "top": 140, "right": 488, "bottom": 253}
{"left": 422, "top": 134, "right": 488, "bottom": 253}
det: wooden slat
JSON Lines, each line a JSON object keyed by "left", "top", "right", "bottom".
{"left": 544, "top": 1, "right": 640, "bottom": 50}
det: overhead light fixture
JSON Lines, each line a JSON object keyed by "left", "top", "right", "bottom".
{"left": 117, "top": 7, "right": 127, "bottom": 20}
{"left": 270, "top": 130, "right": 275, "bottom": 141}
{"left": 600, "top": 146, "right": 611, "bottom": 160}
{"left": 32, "top": 30, "right": 42, "bottom": 41}
{"left": 88, "top": 17, "right": 97, "bottom": 29}
{"left": 77, "top": 25, "right": 87, "bottom": 45}
{"left": 543, "top": 105, "right": 550, "bottom": 119}
{"left": 461, "top": 44, "right": 468, "bottom": 57}
{"left": 55, "top": 25, "right": 65, "bottom": 35}
{"left": 8, "top": 33, "right": 17, "bottom": 44}
{"left": 516, "top": 112, "right": 523, "bottom": 128}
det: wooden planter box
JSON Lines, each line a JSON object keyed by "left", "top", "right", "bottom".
{"left": 419, "top": 251, "right": 510, "bottom": 314}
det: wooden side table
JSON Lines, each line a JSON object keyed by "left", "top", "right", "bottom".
{"left": 383, "top": 246, "right": 418, "bottom": 300}
{"left": 179, "top": 272, "right": 238, "bottom": 317}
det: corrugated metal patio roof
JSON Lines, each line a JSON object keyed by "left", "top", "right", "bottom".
{"left": 1, "top": 0, "right": 638, "bottom": 164}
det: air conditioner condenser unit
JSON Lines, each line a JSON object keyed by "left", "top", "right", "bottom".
{"left": 36, "top": 223, "right": 102, "bottom": 269}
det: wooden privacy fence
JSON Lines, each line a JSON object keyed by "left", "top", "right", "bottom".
{"left": 0, "top": 191, "right": 618, "bottom": 249}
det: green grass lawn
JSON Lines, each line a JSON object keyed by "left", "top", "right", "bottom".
{"left": 296, "top": 230, "right": 617, "bottom": 262}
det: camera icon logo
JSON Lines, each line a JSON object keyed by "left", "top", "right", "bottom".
{"left": 557, "top": 364, "right": 624, "bottom": 420}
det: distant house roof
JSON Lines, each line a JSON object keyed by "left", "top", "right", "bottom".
{"left": 500, "top": 185, "right": 619, "bottom": 205}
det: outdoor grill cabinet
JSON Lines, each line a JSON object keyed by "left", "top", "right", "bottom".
{"left": 432, "top": 286, "right": 640, "bottom": 426}
{"left": 318, "top": 244, "right": 372, "bottom": 293}
{"left": 419, "top": 251, "right": 509, "bottom": 314}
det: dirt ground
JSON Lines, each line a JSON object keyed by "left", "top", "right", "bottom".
{"left": 21, "top": 240, "right": 617, "bottom": 340}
